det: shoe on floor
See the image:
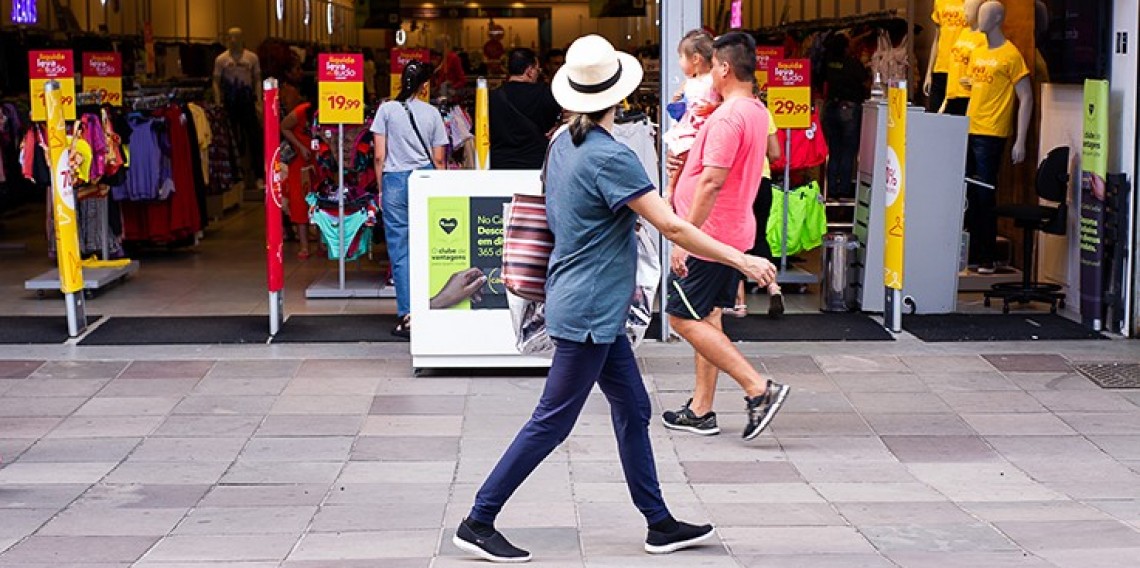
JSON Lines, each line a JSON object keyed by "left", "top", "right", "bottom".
{"left": 453, "top": 518, "right": 531, "bottom": 563}
{"left": 723, "top": 304, "right": 749, "bottom": 318}
{"left": 645, "top": 520, "right": 716, "bottom": 554}
{"left": 662, "top": 399, "right": 720, "bottom": 435}
{"left": 975, "top": 263, "right": 997, "bottom": 274}
{"left": 768, "top": 293, "right": 785, "bottom": 319}
{"left": 742, "top": 380, "right": 791, "bottom": 440}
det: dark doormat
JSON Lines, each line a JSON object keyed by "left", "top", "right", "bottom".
{"left": 78, "top": 316, "right": 270, "bottom": 345}
{"left": 0, "top": 316, "right": 102, "bottom": 344}
{"left": 646, "top": 312, "right": 893, "bottom": 342}
{"left": 271, "top": 314, "right": 408, "bottom": 343}
{"left": 903, "top": 313, "right": 1106, "bottom": 342}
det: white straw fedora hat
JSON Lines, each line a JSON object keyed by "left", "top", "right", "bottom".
{"left": 551, "top": 35, "right": 644, "bottom": 113}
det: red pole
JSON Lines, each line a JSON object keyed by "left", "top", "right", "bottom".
{"left": 264, "top": 79, "right": 285, "bottom": 333}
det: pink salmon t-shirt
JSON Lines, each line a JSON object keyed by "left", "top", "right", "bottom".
{"left": 673, "top": 96, "right": 770, "bottom": 256}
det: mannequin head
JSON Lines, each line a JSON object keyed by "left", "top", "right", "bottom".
{"left": 965, "top": 0, "right": 986, "bottom": 30}
{"left": 978, "top": 1, "right": 1005, "bottom": 35}
{"left": 226, "top": 27, "right": 244, "bottom": 52}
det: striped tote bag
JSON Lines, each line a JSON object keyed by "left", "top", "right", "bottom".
{"left": 502, "top": 193, "right": 553, "bottom": 302}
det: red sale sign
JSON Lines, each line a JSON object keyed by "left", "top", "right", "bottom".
{"left": 754, "top": 46, "right": 784, "bottom": 90}
{"left": 318, "top": 53, "right": 365, "bottom": 124}
{"left": 390, "top": 48, "right": 431, "bottom": 102}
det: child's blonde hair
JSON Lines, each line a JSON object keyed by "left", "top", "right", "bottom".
{"left": 679, "top": 29, "right": 714, "bottom": 63}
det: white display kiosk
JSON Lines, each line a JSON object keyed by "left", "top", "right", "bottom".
{"left": 408, "top": 170, "right": 552, "bottom": 370}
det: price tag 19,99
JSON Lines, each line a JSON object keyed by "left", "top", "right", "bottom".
{"left": 768, "top": 59, "right": 812, "bottom": 130}
{"left": 29, "top": 50, "right": 77, "bottom": 121}
{"left": 82, "top": 52, "right": 123, "bottom": 107}
{"left": 318, "top": 53, "right": 365, "bottom": 125}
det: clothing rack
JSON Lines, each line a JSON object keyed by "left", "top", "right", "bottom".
{"left": 753, "top": 9, "right": 901, "bottom": 35}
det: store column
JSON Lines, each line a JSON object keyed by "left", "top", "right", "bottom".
{"left": 656, "top": 0, "right": 702, "bottom": 341}
{"left": 1109, "top": 0, "right": 1139, "bottom": 337}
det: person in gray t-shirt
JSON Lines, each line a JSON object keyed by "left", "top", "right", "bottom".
{"left": 370, "top": 61, "right": 447, "bottom": 337}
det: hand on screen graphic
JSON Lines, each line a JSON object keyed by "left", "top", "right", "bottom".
{"left": 430, "top": 267, "right": 488, "bottom": 309}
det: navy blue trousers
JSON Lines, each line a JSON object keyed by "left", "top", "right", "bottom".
{"left": 470, "top": 335, "right": 670, "bottom": 525}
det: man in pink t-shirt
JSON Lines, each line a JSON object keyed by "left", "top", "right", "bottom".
{"left": 663, "top": 32, "right": 791, "bottom": 442}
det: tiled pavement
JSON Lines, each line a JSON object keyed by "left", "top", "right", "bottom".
{"left": 1, "top": 343, "right": 1139, "bottom": 567}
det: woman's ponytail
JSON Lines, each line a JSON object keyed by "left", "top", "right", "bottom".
{"left": 568, "top": 107, "right": 611, "bottom": 146}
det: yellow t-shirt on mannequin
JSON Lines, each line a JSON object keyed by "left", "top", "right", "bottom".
{"left": 946, "top": 28, "right": 986, "bottom": 100}
{"left": 932, "top": 0, "right": 968, "bottom": 74}
{"left": 966, "top": 41, "right": 1029, "bottom": 138}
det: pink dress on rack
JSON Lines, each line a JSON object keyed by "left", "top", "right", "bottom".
{"left": 662, "top": 73, "right": 721, "bottom": 156}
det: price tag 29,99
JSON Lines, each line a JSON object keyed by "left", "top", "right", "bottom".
{"left": 29, "top": 50, "right": 77, "bottom": 121}
{"left": 318, "top": 53, "right": 365, "bottom": 125}
{"left": 767, "top": 59, "right": 812, "bottom": 130}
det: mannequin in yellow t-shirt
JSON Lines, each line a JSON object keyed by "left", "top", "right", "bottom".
{"left": 924, "top": 0, "right": 968, "bottom": 112}
{"left": 962, "top": 0, "right": 1033, "bottom": 273}
{"left": 940, "top": 0, "right": 986, "bottom": 116}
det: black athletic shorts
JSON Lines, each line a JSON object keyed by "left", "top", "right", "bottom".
{"left": 665, "top": 257, "right": 740, "bottom": 320}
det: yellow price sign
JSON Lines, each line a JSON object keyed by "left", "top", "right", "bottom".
{"left": 29, "top": 50, "right": 77, "bottom": 121}
{"left": 768, "top": 86, "right": 811, "bottom": 129}
{"left": 318, "top": 53, "right": 365, "bottom": 125}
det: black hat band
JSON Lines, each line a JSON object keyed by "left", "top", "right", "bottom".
{"left": 568, "top": 61, "right": 623, "bottom": 94}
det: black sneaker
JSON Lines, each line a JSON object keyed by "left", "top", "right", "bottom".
{"left": 662, "top": 399, "right": 720, "bottom": 436}
{"left": 645, "top": 520, "right": 716, "bottom": 554}
{"left": 768, "top": 293, "right": 785, "bottom": 319}
{"left": 453, "top": 518, "right": 531, "bottom": 563}
{"left": 742, "top": 380, "right": 790, "bottom": 440}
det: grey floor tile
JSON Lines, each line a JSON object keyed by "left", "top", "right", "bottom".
{"left": 96, "top": 378, "right": 201, "bottom": 397}
{"left": 0, "top": 484, "right": 90, "bottom": 509}
{"left": 836, "top": 501, "right": 977, "bottom": 525}
{"left": 103, "top": 461, "right": 231, "bottom": 485}
{"left": 322, "top": 483, "right": 451, "bottom": 505}
{"left": 4, "top": 377, "right": 110, "bottom": 398}
{"left": 336, "top": 461, "right": 456, "bottom": 485}
{"left": 848, "top": 392, "right": 953, "bottom": 414}
{"left": 681, "top": 460, "right": 802, "bottom": 484}
{"left": 831, "top": 373, "right": 931, "bottom": 393}
{"left": 960, "top": 413, "right": 1078, "bottom": 436}
{"left": 0, "top": 461, "right": 117, "bottom": 484}
{"left": 996, "top": 519, "right": 1140, "bottom": 550}
{"left": 173, "top": 505, "right": 317, "bottom": 535}
{"left": 1031, "top": 391, "right": 1140, "bottom": 413}
{"left": 360, "top": 414, "right": 464, "bottom": 437}
{"left": 46, "top": 415, "right": 164, "bottom": 438}
{"left": 172, "top": 395, "right": 276, "bottom": 415}
{"left": 983, "top": 354, "right": 1072, "bottom": 373}
{"left": 0, "top": 397, "right": 90, "bottom": 417}
{"left": 737, "top": 554, "right": 895, "bottom": 567}
{"left": 813, "top": 482, "right": 947, "bottom": 503}
{"left": 290, "top": 530, "right": 440, "bottom": 560}
{"left": 938, "top": 391, "right": 1049, "bottom": 414}
{"left": 902, "top": 355, "right": 998, "bottom": 374}
{"left": 350, "top": 435, "right": 460, "bottom": 461}
{"left": 906, "top": 463, "right": 1067, "bottom": 502}
{"left": 296, "top": 359, "right": 394, "bottom": 379}
{"left": 917, "top": 372, "right": 1021, "bottom": 392}
{"left": 882, "top": 435, "right": 1001, "bottom": 463}
{"left": 704, "top": 502, "right": 845, "bottom": 527}
{"left": 985, "top": 435, "right": 1108, "bottom": 461}
{"left": 442, "top": 526, "right": 581, "bottom": 558}
{"left": 770, "top": 412, "right": 873, "bottom": 437}
{"left": 1032, "top": 548, "right": 1140, "bottom": 568}
{"left": 270, "top": 395, "right": 373, "bottom": 415}
{"left": 255, "top": 414, "right": 364, "bottom": 437}
{"left": 860, "top": 522, "right": 1019, "bottom": 553}
{"left": 283, "top": 377, "right": 382, "bottom": 396}
{"left": 1087, "top": 435, "right": 1140, "bottom": 461}
{"left": 1004, "top": 372, "right": 1100, "bottom": 391}
{"left": 780, "top": 436, "right": 897, "bottom": 463}
{"left": 197, "top": 484, "right": 329, "bottom": 508}
{"left": 961, "top": 501, "right": 1114, "bottom": 523}
{"left": 690, "top": 482, "right": 823, "bottom": 504}
{"left": 192, "top": 376, "right": 292, "bottom": 396}
{"left": 309, "top": 502, "right": 445, "bottom": 532}
{"left": 73, "top": 396, "right": 181, "bottom": 417}
{"left": 0, "top": 361, "right": 44, "bottom": 379}
{"left": 0, "top": 535, "right": 158, "bottom": 564}
{"left": 794, "top": 462, "right": 920, "bottom": 483}
{"left": 16, "top": 437, "right": 140, "bottom": 463}
{"left": 240, "top": 436, "right": 354, "bottom": 462}
{"left": 862, "top": 413, "right": 976, "bottom": 436}
{"left": 27, "top": 360, "right": 125, "bottom": 380}
{"left": 38, "top": 505, "right": 188, "bottom": 536}
{"left": 0, "top": 416, "right": 63, "bottom": 439}
{"left": 118, "top": 360, "right": 215, "bottom": 380}
{"left": 141, "top": 534, "right": 298, "bottom": 562}
{"left": 0, "top": 508, "right": 56, "bottom": 537}
{"left": 718, "top": 526, "right": 876, "bottom": 555}
{"left": 207, "top": 359, "right": 301, "bottom": 379}
{"left": 370, "top": 395, "right": 467, "bottom": 415}
{"left": 816, "top": 356, "right": 910, "bottom": 374}
{"left": 220, "top": 461, "right": 343, "bottom": 485}
{"left": 1055, "top": 412, "right": 1140, "bottom": 435}
{"left": 756, "top": 355, "right": 823, "bottom": 374}
{"left": 77, "top": 484, "right": 211, "bottom": 509}
{"left": 883, "top": 551, "right": 1054, "bottom": 567}
{"left": 151, "top": 415, "right": 263, "bottom": 438}
{"left": 129, "top": 437, "right": 247, "bottom": 462}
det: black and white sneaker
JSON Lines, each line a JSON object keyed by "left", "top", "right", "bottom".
{"left": 453, "top": 518, "right": 531, "bottom": 563}
{"left": 662, "top": 399, "right": 720, "bottom": 435}
{"left": 742, "top": 380, "right": 790, "bottom": 440}
{"left": 645, "top": 521, "right": 716, "bottom": 554}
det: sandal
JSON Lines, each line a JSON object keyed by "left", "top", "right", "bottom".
{"left": 725, "top": 304, "right": 749, "bottom": 318}
{"left": 392, "top": 315, "right": 411, "bottom": 338}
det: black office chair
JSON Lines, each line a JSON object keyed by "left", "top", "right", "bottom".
{"left": 983, "top": 146, "right": 1070, "bottom": 314}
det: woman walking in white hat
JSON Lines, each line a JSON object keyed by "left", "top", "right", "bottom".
{"left": 454, "top": 34, "right": 779, "bottom": 563}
